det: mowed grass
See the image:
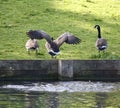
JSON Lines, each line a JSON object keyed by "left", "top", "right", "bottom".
{"left": 0, "top": 0, "right": 120, "bottom": 59}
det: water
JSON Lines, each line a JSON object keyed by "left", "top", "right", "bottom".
{"left": 0, "top": 81, "right": 120, "bottom": 108}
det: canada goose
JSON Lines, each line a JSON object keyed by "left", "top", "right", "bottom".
{"left": 26, "top": 30, "right": 81, "bottom": 57}
{"left": 94, "top": 25, "right": 107, "bottom": 53}
{"left": 25, "top": 39, "right": 39, "bottom": 55}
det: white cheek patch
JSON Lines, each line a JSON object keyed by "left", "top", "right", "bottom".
{"left": 50, "top": 50, "right": 60, "bottom": 55}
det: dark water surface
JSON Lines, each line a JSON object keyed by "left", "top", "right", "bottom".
{"left": 0, "top": 81, "right": 120, "bottom": 108}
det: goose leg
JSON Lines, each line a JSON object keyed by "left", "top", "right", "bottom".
{"left": 35, "top": 50, "right": 38, "bottom": 55}
{"left": 27, "top": 49, "right": 30, "bottom": 55}
{"left": 98, "top": 50, "right": 101, "bottom": 57}
{"left": 103, "top": 50, "right": 105, "bottom": 53}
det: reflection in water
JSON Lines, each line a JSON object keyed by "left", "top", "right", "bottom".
{"left": 0, "top": 90, "right": 120, "bottom": 108}
{"left": 48, "top": 93, "right": 59, "bottom": 108}
{"left": 24, "top": 92, "right": 59, "bottom": 108}
{"left": 0, "top": 90, "right": 59, "bottom": 108}
{"left": 25, "top": 93, "right": 38, "bottom": 108}
{"left": 95, "top": 93, "right": 107, "bottom": 108}
{"left": 0, "top": 81, "right": 120, "bottom": 108}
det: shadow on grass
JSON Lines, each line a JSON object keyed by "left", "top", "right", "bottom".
{"left": 46, "top": 8, "right": 119, "bottom": 29}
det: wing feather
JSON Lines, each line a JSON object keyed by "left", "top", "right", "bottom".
{"left": 54, "top": 32, "right": 81, "bottom": 47}
{"left": 26, "top": 30, "right": 52, "bottom": 43}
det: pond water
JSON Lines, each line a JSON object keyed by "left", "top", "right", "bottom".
{"left": 0, "top": 81, "right": 120, "bottom": 108}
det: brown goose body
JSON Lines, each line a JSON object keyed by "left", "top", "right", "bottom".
{"left": 95, "top": 38, "right": 107, "bottom": 50}
{"left": 25, "top": 39, "right": 39, "bottom": 54}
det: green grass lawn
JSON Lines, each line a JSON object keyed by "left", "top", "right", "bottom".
{"left": 0, "top": 0, "right": 120, "bottom": 59}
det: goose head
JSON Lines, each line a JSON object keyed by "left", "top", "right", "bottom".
{"left": 94, "top": 25, "right": 100, "bottom": 29}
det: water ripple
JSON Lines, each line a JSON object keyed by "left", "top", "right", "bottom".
{"left": 1, "top": 81, "right": 120, "bottom": 92}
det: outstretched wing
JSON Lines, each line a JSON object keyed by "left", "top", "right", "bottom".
{"left": 54, "top": 32, "right": 81, "bottom": 47}
{"left": 26, "top": 30, "right": 52, "bottom": 44}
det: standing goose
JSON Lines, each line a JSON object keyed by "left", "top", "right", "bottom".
{"left": 94, "top": 25, "right": 107, "bottom": 53}
{"left": 25, "top": 39, "right": 39, "bottom": 55}
{"left": 26, "top": 30, "right": 81, "bottom": 57}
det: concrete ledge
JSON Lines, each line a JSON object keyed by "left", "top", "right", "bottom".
{"left": 0, "top": 60, "right": 58, "bottom": 81}
{"left": 73, "top": 60, "right": 120, "bottom": 81}
{"left": 0, "top": 60, "right": 120, "bottom": 81}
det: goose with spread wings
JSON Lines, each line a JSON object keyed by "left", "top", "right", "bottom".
{"left": 26, "top": 30, "right": 81, "bottom": 57}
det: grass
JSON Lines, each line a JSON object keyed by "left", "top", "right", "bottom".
{"left": 0, "top": 0, "right": 120, "bottom": 59}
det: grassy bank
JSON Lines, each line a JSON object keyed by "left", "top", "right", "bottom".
{"left": 0, "top": 0, "right": 120, "bottom": 59}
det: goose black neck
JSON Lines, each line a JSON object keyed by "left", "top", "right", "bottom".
{"left": 97, "top": 26, "right": 101, "bottom": 38}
